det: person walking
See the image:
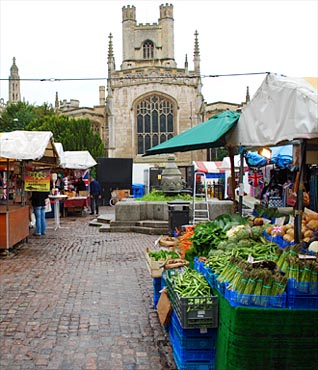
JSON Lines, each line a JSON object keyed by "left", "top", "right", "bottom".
{"left": 89, "top": 177, "right": 101, "bottom": 215}
{"left": 30, "top": 190, "right": 49, "bottom": 236}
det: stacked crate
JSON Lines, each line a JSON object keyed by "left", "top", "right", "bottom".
{"left": 153, "top": 276, "right": 162, "bottom": 310}
{"left": 169, "top": 311, "right": 217, "bottom": 370}
{"left": 286, "top": 279, "right": 318, "bottom": 309}
{"left": 164, "top": 270, "right": 219, "bottom": 369}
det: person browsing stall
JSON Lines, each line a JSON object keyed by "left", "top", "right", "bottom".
{"left": 89, "top": 177, "right": 101, "bottom": 215}
{"left": 30, "top": 190, "right": 49, "bottom": 236}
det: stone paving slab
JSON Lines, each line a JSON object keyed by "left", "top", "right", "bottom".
{"left": 0, "top": 207, "right": 176, "bottom": 370}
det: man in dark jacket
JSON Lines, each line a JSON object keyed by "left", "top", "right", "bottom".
{"left": 89, "top": 177, "right": 101, "bottom": 215}
{"left": 30, "top": 190, "right": 49, "bottom": 236}
{"left": 76, "top": 177, "right": 86, "bottom": 194}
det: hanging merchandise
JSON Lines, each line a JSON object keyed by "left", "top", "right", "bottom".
{"left": 309, "top": 167, "right": 318, "bottom": 212}
{"left": 248, "top": 168, "right": 264, "bottom": 187}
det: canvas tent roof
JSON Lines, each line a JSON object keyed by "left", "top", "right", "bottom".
{"left": 62, "top": 150, "right": 96, "bottom": 170}
{"left": 143, "top": 110, "right": 240, "bottom": 156}
{"left": 0, "top": 130, "right": 59, "bottom": 165}
{"left": 193, "top": 161, "right": 225, "bottom": 173}
{"left": 226, "top": 73, "right": 318, "bottom": 148}
{"left": 220, "top": 154, "right": 247, "bottom": 170}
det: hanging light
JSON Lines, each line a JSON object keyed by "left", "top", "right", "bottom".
{"left": 258, "top": 147, "right": 272, "bottom": 159}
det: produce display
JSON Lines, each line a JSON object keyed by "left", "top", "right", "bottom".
{"left": 169, "top": 267, "right": 211, "bottom": 299}
{"left": 147, "top": 249, "right": 179, "bottom": 261}
{"left": 218, "top": 258, "right": 288, "bottom": 296}
{"left": 276, "top": 244, "right": 318, "bottom": 283}
{"left": 171, "top": 211, "right": 318, "bottom": 309}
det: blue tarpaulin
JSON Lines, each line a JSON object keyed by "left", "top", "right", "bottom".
{"left": 245, "top": 145, "right": 293, "bottom": 169}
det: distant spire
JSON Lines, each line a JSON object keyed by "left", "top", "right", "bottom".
{"left": 193, "top": 30, "right": 200, "bottom": 73}
{"left": 246, "top": 86, "right": 250, "bottom": 103}
{"left": 185, "top": 54, "right": 188, "bottom": 70}
{"left": 9, "top": 56, "right": 21, "bottom": 103}
{"left": 55, "top": 92, "right": 59, "bottom": 111}
{"left": 108, "top": 33, "right": 115, "bottom": 72}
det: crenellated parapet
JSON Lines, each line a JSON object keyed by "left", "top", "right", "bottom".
{"left": 122, "top": 5, "right": 136, "bottom": 22}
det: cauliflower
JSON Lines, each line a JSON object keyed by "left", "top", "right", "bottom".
{"left": 226, "top": 225, "right": 245, "bottom": 238}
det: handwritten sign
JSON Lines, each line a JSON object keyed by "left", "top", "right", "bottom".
{"left": 24, "top": 170, "right": 50, "bottom": 192}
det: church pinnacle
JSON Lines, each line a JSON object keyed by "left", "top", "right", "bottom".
{"left": 108, "top": 33, "right": 115, "bottom": 73}
{"left": 9, "top": 56, "right": 21, "bottom": 103}
{"left": 193, "top": 30, "right": 200, "bottom": 74}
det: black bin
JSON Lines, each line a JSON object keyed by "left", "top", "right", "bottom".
{"left": 167, "top": 200, "right": 190, "bottom": 236}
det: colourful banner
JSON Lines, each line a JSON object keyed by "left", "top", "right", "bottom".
{"left": 24, "top": 170, "right": 50, "bottom": 192}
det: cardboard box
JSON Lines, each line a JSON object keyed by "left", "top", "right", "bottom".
{"left": 157, "top": 289, "right": 172, "bottom": 326}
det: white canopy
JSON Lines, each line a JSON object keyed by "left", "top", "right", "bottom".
{"left": 0, "top": 130, "right": 59, "bottom": 165}
{"left": 193, "top": 161, "right": 225, "bottom": 173}
{"left": 62, "top": 150, "right": 97, "bottom": 169}
{"left": 226, "top": 73, "right": 318, "bottom": 148}
{"left": 54, "top": 142, "right": 66, "bottom": 167}
{"left": 220, "top": 155, "right": 247, "bottom": 170}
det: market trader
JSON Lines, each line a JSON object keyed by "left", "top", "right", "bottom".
{"left": 89, "top": 177, "right": 101, "bottom": 215}
{"left": 76, "top": 177, "right": 86, "bottom": 194}
{"left": 30, "top": 190, "right": 49, "bottom": 236}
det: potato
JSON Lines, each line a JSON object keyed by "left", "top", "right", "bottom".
{"left": 266, "top": 226, "right": 273, "bottom": 235}
{"left": 307, "top": 220, "right": 318, "bottom": 230}
{"left": 285, "top": 224, "right": 294, "bottom": 230}
{"left": 283, "top": 234, "right": 294, "bottom": 242}
{"left": 287, "top": 228, "right": 295, "bottom": 236}
{"left": 304, "top": 229, "right": 313, "bottom": 238}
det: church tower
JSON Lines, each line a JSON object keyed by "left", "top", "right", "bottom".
{"left": 9, "top": 57, "right": 21, "bottom": 103}
{"left": 106, "top": 3, "right": 205, "bottom": 164}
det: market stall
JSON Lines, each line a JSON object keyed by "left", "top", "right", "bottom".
{"left": 0, "top": 130, "right": 59, "bottom": 250}
{"left": 143, "top": 73, "right": 318, "bottom": 369}
{"left": 226, "top": 73, "right": 318, "bottom": 239}
{"left": 57, "top": 149, "right": 96, "bottom": 216}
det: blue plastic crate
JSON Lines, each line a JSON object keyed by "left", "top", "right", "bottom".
{"left": 169, "top": 326, "right": 216, "bottom": 363}
{"left": 170, "top": 311, "right": 217, "bottom": 350}
{"left": 154, "top": 291, "right": 161, "bottom": 309}
{"left": 287, "top": 278, "right": 318, "bottom": 296}
{"left": 132, "top": 184, "right": 145, "bottom": 198}
{"left": 153, "top": 277, "right": 162, "bottom": 293}
{"left": 173, "top": 348, "right": 215, "bottom": 370}
{"left": 204, "top": 269, "right": 219, "bottom": 290}
{"left": 215, "top": 278, "right": 228, "bottom": 296}
{"left": 262, "top": 230, "right": 294, "bottom": 249}
{"left": 153, "top": 277, "right": 162, "bottom": 309}
{"left": 287, "top": 294, "right": 318, "bottom": 309}
{"left": 224, "top": 289, "right": 287, "bottom": 308}
{"left": 194, "top": 257, "right": 207, "bottom": 276}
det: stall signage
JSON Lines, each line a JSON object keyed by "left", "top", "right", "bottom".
{"left": 24, "top": 170, "right": 50, "bottom": 192}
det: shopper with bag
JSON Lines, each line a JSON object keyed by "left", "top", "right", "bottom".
{"left": 30, "top": 190, "right": 49, "bottom": 236}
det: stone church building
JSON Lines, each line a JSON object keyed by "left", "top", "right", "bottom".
{"left": 106, "top": 4, "right": 205, "bottom": 166}
{"left": 5, "top": 3, "right": 248, "bottom": 166}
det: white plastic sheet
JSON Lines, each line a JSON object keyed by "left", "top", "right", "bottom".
{"left": 226, "top": 73, "right": 318, "bottom": 148}
{"left": 0, "top": 130, "right": 58, "bottom": 163}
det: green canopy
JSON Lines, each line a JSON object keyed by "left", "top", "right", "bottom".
{"left": 143, "top": 110, "right": 240, "bottom": 156}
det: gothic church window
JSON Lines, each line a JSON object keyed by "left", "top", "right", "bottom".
{"left": 143, "top": 40, "right": 154, "bottom": 59}
{"left": 136, "top": 95, "right": 174, "bottom": 154}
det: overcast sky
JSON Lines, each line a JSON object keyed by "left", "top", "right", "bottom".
{"left": 0, "top": 0, "right": 317, "bottom": 108}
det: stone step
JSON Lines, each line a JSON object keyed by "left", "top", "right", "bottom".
{"left": 89, "top": 219, "right": 104, "bottom": 227}
{"left": 99, "top": 224, "right": 111, "bottom": 232}
{"left": 104, "top": 225, "right": 168, "bottom": 235}
{"left": 135, "top": 220, "right": 168, "bottom": 228}
{"left": 96, "top": 215, "right": 113, "bottom": 224}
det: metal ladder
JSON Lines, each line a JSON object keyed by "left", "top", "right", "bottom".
{"left": 192, "top": 171, "right": 210, "bottom": 224}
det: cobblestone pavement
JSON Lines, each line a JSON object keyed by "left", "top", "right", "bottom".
{"left": 0, "top": 207, "right": 176, "bottom": 370}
